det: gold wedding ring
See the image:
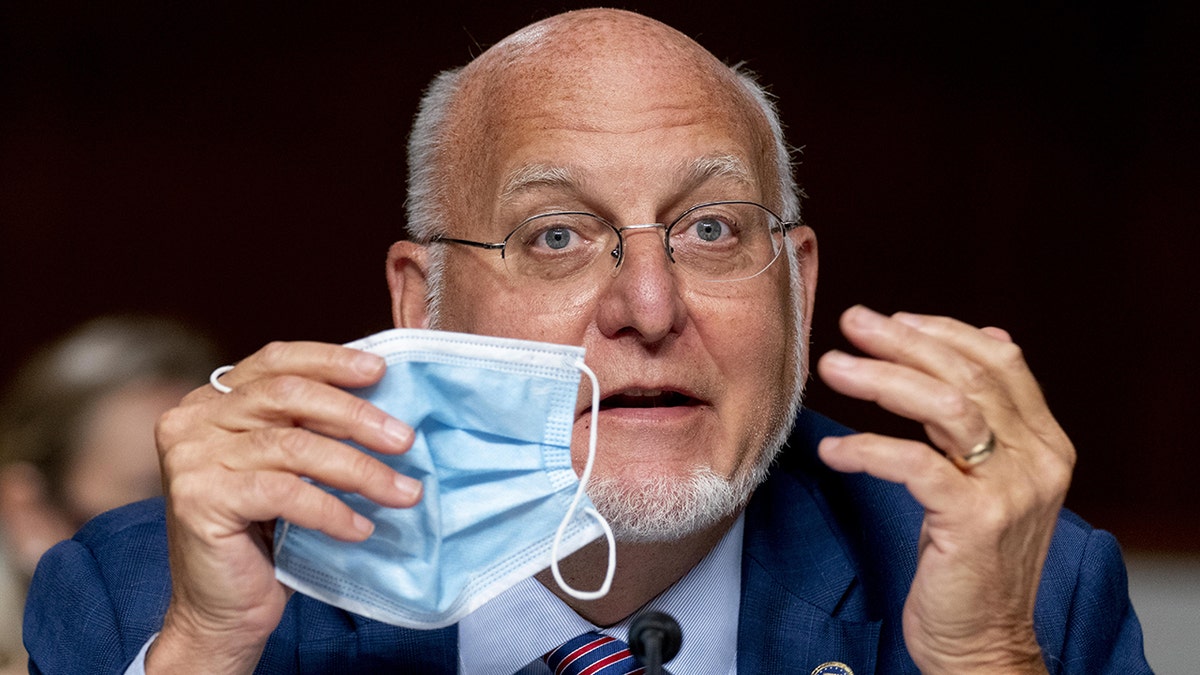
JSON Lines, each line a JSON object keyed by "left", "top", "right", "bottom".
{"left": 952, "top": 431, "right": 996, "bottom": 470}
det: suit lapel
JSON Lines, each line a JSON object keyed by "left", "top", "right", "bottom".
{"left": 737, "top": 416, "right": 883, "bottom": 674}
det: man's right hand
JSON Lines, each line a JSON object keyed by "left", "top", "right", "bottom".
{"left": 146, "top": 341, "right": 422, "bottom": 674}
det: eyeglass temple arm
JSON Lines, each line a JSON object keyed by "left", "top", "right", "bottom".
{"left": 427, "top": 235, "right": 506, "bottom": 250}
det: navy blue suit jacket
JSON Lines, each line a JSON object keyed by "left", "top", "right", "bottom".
{"left": 24, "top": 410, "right": 1150, "bottom": 673}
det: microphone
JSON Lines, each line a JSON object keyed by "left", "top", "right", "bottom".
{"left": 629, "top": 610, "right": 682, "bottom": 675}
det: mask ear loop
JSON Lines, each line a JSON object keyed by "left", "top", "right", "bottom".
{"left": 550, "top": 358, "right": 616, "bottom": 601}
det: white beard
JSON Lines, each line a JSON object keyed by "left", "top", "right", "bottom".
{"left": 585, "top": 463, "right": 757, "bottom": 543}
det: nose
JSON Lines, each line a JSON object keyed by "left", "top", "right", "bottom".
{"left": 594, "top": 224, "right": 688, "bottom": 343}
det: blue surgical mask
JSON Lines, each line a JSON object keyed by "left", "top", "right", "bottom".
{"left": 272, "top": 328, "right": 614, "bottom": 629}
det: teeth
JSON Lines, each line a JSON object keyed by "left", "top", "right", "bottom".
{"left": 627, "top": 388, "right": 664, "bottom": 397}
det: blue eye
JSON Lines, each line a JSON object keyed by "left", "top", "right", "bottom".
{"left": 693, "top": 218, "right": 726, "bottom": 242}
{"left": 542, "top": 228, "right": 572, "bottom": 249}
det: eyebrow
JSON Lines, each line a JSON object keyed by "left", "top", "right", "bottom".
{"left": 499, "top": 164, "right": 580, "bottom": 201}
{"left": 683, "top": 153, "right": 756, "bottom": 190}
{"left": 498, "top": 153, "right": 757, "bottom": 203}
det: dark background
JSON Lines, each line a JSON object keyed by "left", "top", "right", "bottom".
{"left": 2, "top": 1, "right": 1197, "bottom": 552}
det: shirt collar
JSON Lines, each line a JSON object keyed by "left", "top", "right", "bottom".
{"left": 460, "top": 512, "right": 745, "bottom": 674}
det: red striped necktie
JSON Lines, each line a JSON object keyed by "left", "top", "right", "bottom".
{"left": 542, "top": 631, "right": 646, "bottom": 675}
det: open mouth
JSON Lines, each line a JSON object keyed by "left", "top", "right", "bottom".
{"left": 599, "top": 388, "right": 701, "bottom": 410}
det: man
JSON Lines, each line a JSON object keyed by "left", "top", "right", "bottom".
{"left": 24, "top": 8, "right": 1148, "bottom": 673}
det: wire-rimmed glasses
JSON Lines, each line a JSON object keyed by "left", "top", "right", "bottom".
{"left": 429, "top": 200, "right": 799, "bottom": 286}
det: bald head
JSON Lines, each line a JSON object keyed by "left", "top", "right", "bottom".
{"left": 460, "top": 8, "right": 746, "bottom": 115}
{"left": 405, "top": 9, "right": 796, "bottom": 244}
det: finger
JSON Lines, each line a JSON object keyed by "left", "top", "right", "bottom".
{"left": 839, "top": 306, "right": 989, "bottom": 390}
{"left": 214, "top": 342, "right": 388, "bottom": 393}
{"left": 231, "top": 427, "right": 423, "bottom": 508}
{"left": 171, "top": 468, "right": 379, "bottom": 543}
{"left": 889, "top": 312, "right": 1054, "bottom": 429}
{"left": 837, "top": 306, "right": 1030, "bottom": 437}
{"left": 159, "top": 403, "right": 422, "bottom": 510}
{"left": 216, "top": 374, "right": 414, "bottom": 456}
{"left": 818, "top": 433, "right": 970, "bottom": 510}
{"left": 817, "top": 350, "right": 990, "bottom": 458}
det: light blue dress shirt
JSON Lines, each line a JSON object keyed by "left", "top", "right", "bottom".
{"left": 460, "top": 513, "right": 743, "bottom": 674}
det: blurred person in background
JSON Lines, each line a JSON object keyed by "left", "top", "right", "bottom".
{"left": 0, "top": 315, "right": 219, "bottom": 674}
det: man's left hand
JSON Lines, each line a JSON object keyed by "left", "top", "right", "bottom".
{"left": 817, "top": 304, "right": 1074, "bottom": 675}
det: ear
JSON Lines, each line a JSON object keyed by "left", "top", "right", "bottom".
{"left": 386, "top": 241, "right": 432, "bottom": 329}
{"left": 0, "top": 463, "right": 76, "bottom": 576}
{"left": 789, "top": 225, "right": 818, "bottom": 327}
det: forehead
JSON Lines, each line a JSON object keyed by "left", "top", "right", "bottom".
{"left": 445, "top": 16, "right": 775, "bottom": 219}
{"left": 497, "top": 154, "right": 758, "bottom": 204}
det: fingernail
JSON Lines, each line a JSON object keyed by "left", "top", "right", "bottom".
{"left": 848, "top": 304, "right": 884, "bottom": 327}
{"left": 383, "top": 417, "right": 413, "bottom": 446}
{"left": 353, "top": 513, "right": 375, "bottom": 536}
{"left": 395, "top": 475, "right": 423, "bottom": 501}
{"left": 822, "top": 350, "right": 857, "bottom": 369}
{"left": 355, "top": 352, "right": 386, "bottom": 376}
{"left": 892, "top": 312, "right": 924, "bottom": 328}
